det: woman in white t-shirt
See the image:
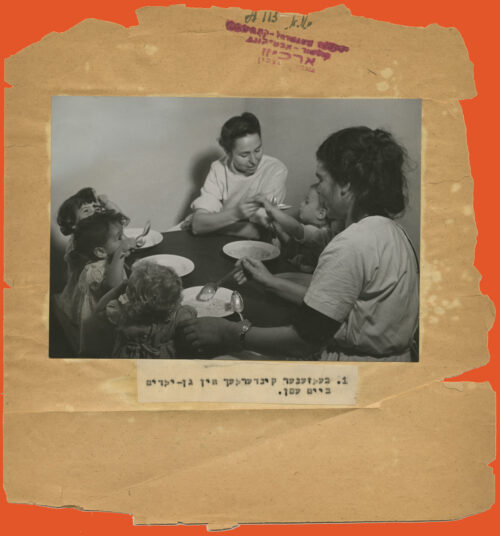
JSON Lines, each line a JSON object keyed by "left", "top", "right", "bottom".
{"left": 187, "top": 112, "right": 288, "bottom": 238}
{"left": 181, "top": 127, "right": 419, "bottom": 362}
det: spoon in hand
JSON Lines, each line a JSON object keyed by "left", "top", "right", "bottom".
{"left": 230, "top": 290, "right": 245, "bottom": 321}
{"left": 196, "top": 266, "right": 240, "bottom": 302}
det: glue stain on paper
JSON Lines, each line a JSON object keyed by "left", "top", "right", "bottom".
{"left": 461, "top": 270, "right": 473, "bottom": 282}
{"left": 381, "top": 67, "right": 393, "bottom": 79}
{"left": 377, "top": 67, "right": 396, "bottom": 93}
{"left": 100, "top": 375, "right": 136, "bottom": 403}
{"left": 427, "top": 293, "right": 462, "bottom": 322}
{"left": 431, "top": 269, "right": 442, "bottom": 283}
{"left": 42, "top": 292, "right": 50, "bottom": 329}
{"left": 376, "top": 81, "right": 389, "bottom": 92}
{"left": 144, "top": 45, "right": 158, "bottom": 56}
{"left": 463, "top": 205, "right": 473, "bottom": 216}
{"left": 378, "top": 65, "right": 401, "bottom": 96}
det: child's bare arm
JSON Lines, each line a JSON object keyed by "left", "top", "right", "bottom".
{"left": 254, "top": 194, "right": 304, "bottom": 240}
{"left": 272, "top": 221, "right": 291, "bottom": 244}
{"left": 97, "top": 194, "right": 123, "bottom": 214}
{"left": 105, "top": 244, "right": 129, "bottom": 288}
{"left": 96, "top": 281, "right": 127, "bottom": 312}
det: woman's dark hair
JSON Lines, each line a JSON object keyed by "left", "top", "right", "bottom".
{"left": 57, "top": 187, "right": 98, "bottom": 235}
{"left": 218, "top": 112, "right": 261, "bottom": 153}
{"left": 316, "top": 127, "right": 407, "bottom": 218}
{"left": 71, "top": 210, "right": 126, "bottom": 263}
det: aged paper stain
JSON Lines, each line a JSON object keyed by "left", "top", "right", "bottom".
{"left": 3, "top": 5, "right": 494, "bottom": 527}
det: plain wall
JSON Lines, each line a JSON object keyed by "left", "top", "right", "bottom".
{"left": 251, "top": 98, "right": 421, "bottom": 252}
{"left": 51, "top": 97, "right": 421, "bottom": 291}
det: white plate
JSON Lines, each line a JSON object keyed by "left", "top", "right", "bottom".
{"left": 182, "top": 286, "right": 234, "bottom": 317}
{"left": 133, "top": 254, "right": 194, "bottom": 277}
{"left": 125, "top": 227, "right": 163, "bottom": 249}
{"left": 223, "top": 240, "right": 280, "bottom": 261}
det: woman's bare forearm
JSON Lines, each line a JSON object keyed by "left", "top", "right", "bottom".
{"left": 222, "top": 221, "right": 261, "bottom": 239}
{"left": 191, "top": 209, "right": 240, "bottom": 234}
{"left": 191, "top": 210, "right": 261, "bottom": 238}
{"left": 244, "top": 325, "right": 315, "bottom": 359}
{"left": 263, "top": 275, "right": 308, "bottom": 305}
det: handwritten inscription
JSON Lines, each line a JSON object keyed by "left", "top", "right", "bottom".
{"left": 225, "top": 19, "right": 349, "bottom": 74}
{"left": 245, "top": 11, "right": 313, "bottom": 30}
{"left": 137, "top": 361, "right": 357, "bottom": 405}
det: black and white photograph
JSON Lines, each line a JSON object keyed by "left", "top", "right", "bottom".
{"left": 49, "top": 97, "right": 421, "bottom": 362}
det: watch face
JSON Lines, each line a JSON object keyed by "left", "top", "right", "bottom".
{"left": 240, "top": 320, "right": 252, "bottom": 339}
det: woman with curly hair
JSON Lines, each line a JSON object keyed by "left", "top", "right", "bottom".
{"left": 181, "top": 126, "right": 419, "bottom": 362}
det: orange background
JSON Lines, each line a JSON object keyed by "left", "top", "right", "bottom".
{"left": 1, "top": 0, "right": 498, "bottom": 533}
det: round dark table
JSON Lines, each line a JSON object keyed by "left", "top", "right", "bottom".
{"left": 129, "top": 230, "right": 300, "bottom": 327}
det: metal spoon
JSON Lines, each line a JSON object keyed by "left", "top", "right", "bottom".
{"left": 196, "top": 266, "right": 240, "bottom": 302}
{"left": 135, "top": 220, "right": 151, "bottom": 248}
{"left": 230, "top": 290, "right": 245, "bottom": 321}
{"left": 270, "top": 196, "right": 291, "bottom": 210}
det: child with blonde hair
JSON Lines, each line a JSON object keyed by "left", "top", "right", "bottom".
{"left": 256, "top": 184, "right": 343, "bottom": 273}
{"left": 91, "top": 260, "right": 197, "bottom": 358}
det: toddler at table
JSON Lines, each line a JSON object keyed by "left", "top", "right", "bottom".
{"left": 68, "top": 210, "right": 133, "bottom": 350}
{"left": 256, "top": 185, "right": 343, "bottom": 273}
{"left": 56, "top": 187, "right": 128, "bottom": 318}
{"left": 87, "top": 261, "right": 197, "bottom": 358}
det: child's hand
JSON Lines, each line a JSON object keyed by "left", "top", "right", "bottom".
{"left": 253, "top": 193, "right": 268, "bottom": 205}
{"left": 254, "top": 194, "right": 275, "bottom": 212}
{"left": 252, "top": 195, "right": 279, "bottom": 227}
{"left": 97, "top": 194, "right": 123, "bottom": 215}
{"left": 113, "top": 238, "right": 134, "bottom": 259}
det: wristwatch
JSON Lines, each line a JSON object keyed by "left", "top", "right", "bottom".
{"left": 239, "top": 319, "right": 252, "bottom": 347}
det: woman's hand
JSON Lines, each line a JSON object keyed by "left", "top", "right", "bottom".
{"left": 179, "top": 317, "right": 240, "bottom": 354}
{"left": 254, "top": 193, "right": 272, "bottom": 208}
{"left": 254, "top": 194, "right": 276, "bottom": 219}
{"left": 233, "top": 198, "right": 260, "bottom": 220}
{"left": 234, "top": 257, "right": 274, "bottom": 287}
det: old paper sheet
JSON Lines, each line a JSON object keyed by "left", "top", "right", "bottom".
{"left": 3, "top": 5, "right": 494, "bottom": 527}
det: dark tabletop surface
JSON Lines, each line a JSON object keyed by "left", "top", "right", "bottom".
{"left": 129, "top": 230, "right": 300, "bottom": 327}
